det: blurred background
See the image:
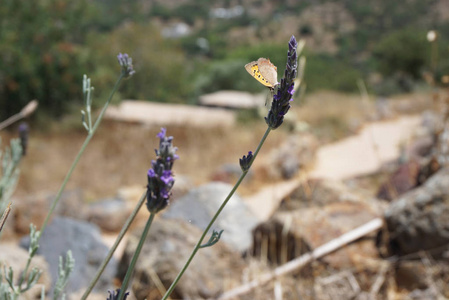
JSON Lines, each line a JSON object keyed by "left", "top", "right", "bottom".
{"left": 1, "top": 0, "right": 449, "bottom": 198}
{"left": 1, "top": 1, "right": 449, "bottom": 299}
{"left": 1, "top": 0, "right": 449, "bottom": 120}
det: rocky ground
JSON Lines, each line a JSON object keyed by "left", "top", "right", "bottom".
{"left": 1, "top": 91, "right": 448, "bottom": 299}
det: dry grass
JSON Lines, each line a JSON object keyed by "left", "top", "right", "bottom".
{"left": 1, "top": 91, "right": 433, "bottom": 202}
{"left": 294, "top": 91, "right": 374, "bottom": 142}
{"left": 1, "top": 116, "right": 287, "bottom": 201}
{"left": 1, "top": 91, "right": 445, "bottom": 299}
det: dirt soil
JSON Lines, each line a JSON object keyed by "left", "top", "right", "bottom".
{"left": 2, "top": 117, "right": 286, "bottom": 202}
{"left": 0, "top": 91, "right": 432, "bottom": 203}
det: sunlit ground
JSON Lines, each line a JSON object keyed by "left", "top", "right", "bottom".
{"left": 0, "top": 91, "right": 433, "bottom": 203}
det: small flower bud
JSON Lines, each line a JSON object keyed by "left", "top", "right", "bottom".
{"left": 107, "top": 289, "right": 129, "bottom": 300}
{"left": 239, "top": 151, "right": 253, "bottom": 172}
{"left": 18, "top": 122, "right": 29, "bottom": 156}
{"left": 117, "top": 53, "right": 136, "bottom": 78}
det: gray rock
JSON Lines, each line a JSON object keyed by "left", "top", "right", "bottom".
{"left": 171, "top": 174, "right": 193, "bottom": 200}
{"left": 420, "top": 110, "right": 442, "bottom": 136}
{"left": 211, "top": 163, "right": 249, "bottom": 183}
{"left": 382, "top": 168, "right": 449, "bottom": 257}
{"left": 407, "top": 135, "right": 434, "bottom": 160}
{"left": 267, "top": 133, "right": 318, "bottom": 180}
{"left": 117, "top": 218, "right": 245, "bottom": 300}
{"left": 87, "top": 197, "right": 129, "bottom": 232}
{"left": 252, "top": 200, "right": 380, "bottom": 269}
{"left": 279, "top": 178, "right": 366, "bottom": 211}
{"left": 20, "top": 217, "right": 116, "bottom": 295}
{"left": 376, "top": 160, "right": 420, "bottom": 201}
{"left": 163, "top": 182, "right": 259, "bottom": 252}
{"left": 13, "top": 189, "right": 87, "bottom": 234}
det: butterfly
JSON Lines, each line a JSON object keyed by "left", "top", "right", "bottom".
{"left": 245, "top": 58, "right": 278, "bottom": 90}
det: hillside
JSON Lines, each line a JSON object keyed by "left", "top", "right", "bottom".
{"left": 1, "top": 0, "right": 449, "bottom": 118}
{"left": 84, "top": 0, "right": 449, "bottom": 99}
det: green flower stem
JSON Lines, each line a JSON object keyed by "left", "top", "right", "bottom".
{"left": 162, "top": 127, "right": 271, "bottom": 300}
{"left": 118, "top": 212, "right": 155, "bottom": 300}
{"left": 17, "top": 74, "right": 124, "bottom": 292}
{"left": 17, "top": 255, "right": 33, "bottom": 291}
{"left": 40, "top": 73, "right": 124, "bottom": 235}
{"left": 81, "top": 191, "right": 147, "bottom": 300}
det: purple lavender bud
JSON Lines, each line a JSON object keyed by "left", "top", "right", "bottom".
{"left": 146, "top": 128, "right": 178, "bottom": 214}
{"left": 160, "top": 188, "right": 170, "bottom": 199}
{"left": 107, "top": 289, "right": 129, "bottom": 300}
{"left": 288, "top": 35, "right": 297, "bottom": 53}
{"left": 239, "top": 151, "right": 254, "bottom": 172}
{"left": 18, "top": 122, "right": 29, "bottom": 156}
{"left": 117, "top": 53, "right": 136, "bottom": 78}
{"left": 157, "top": 127, "right": 166, "bottom": 139}
{"left": 160, "top": 170, "right": 173, "bottom": 185}
{"left": 147, "top": 168, "right": 156, "bottom": 178}
{"left": 265, "top": 36, "right": 299, "bottom": 129}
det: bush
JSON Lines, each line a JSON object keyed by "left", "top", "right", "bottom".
{"left": 0, "top": 0, "right": 95, "bottom": 120}
{"left": 305, "top": 54, "right": 362, "bottom": 92}
{"left": 193, "top": 59, "right": 259, "bottom": 96}
{"left": 373, "top": 28, "right": 427, "bottom": 79}
{"left": 86, "top": 23, "right": 192, "bottom": 104}
{"left": 193, "top": 42, "right": 289, "bottom": 96}
{"left": 226, "top": 43, "right": 287, "bottom": 68}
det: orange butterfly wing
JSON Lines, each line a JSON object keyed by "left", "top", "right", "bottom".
{"left": 245, "top": 58, "right": 278, "bottom": 88}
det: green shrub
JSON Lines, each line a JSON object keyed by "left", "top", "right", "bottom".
{"left": 226, "top": 43, "right": 287, "bottom": 68}
{"left": 0, "top": 0, "right": 95, "bottom": 120}
{"left": 193, "top": 59, "right": 260, "bottom": 96}
{"left": 373, "top": 28, "right": 427, "bottom": 79}
{"left": 86, "top": 23, "right": 192, "bottom": 104}
{"left": 305, "top": 54, "right": 362, "bottom": 92}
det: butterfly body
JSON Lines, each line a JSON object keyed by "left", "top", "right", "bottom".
{"left": 245, "top": 58, "right": 278, "bottom": 89}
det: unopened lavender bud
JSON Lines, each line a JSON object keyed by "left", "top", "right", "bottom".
{"left": 117, "top": 53, "right": 136, "bottom": 78}
{"left": 18, "top": 122, "right": 29, "bottom": 156}
{"left": 107, "top": 289, "right": 129, "bottom": 300}
{"left": 239, "top": 151, "right": 253, "bottom": 172}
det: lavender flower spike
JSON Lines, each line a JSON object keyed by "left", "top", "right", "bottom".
{"left": 265, "top": 35, "right": 298, "bottom": 129}
{"left": 117, "top": 53, "right": 136, "bottom": 78}
{"left": 146, "top": 128, "right": 179, "bottom": 214}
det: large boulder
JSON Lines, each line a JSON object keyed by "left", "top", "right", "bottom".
{"left": 279, "top": 178, "right": 368, "bottom": 210}
{"left": 266, "top": 133, "right": 318, "bottom": 180}
{"left": 380, "top": 168, "right": 449, "bottom": 258}
{"left": 87, "top": 197, "right": 130, "bottom": 232}
{"left": 162, "top": 182, "right": 259, "bottom": 252}
{"left": 251, "top": 200, "right": 381, "bottom": 269}
{"left": 376, "top": 157, "right": 440, "bottom": 201}
{"left": 117, "top": 218, "right": 245, "bottom": 300}
{"left": 20, "top": 217, "right": 116, "bottom": 295}
{"left": 12, "top": 189, "right": 87, "bottom": 234}
{"left": 376, "top": 160, "right": 421, "bottom": 201}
